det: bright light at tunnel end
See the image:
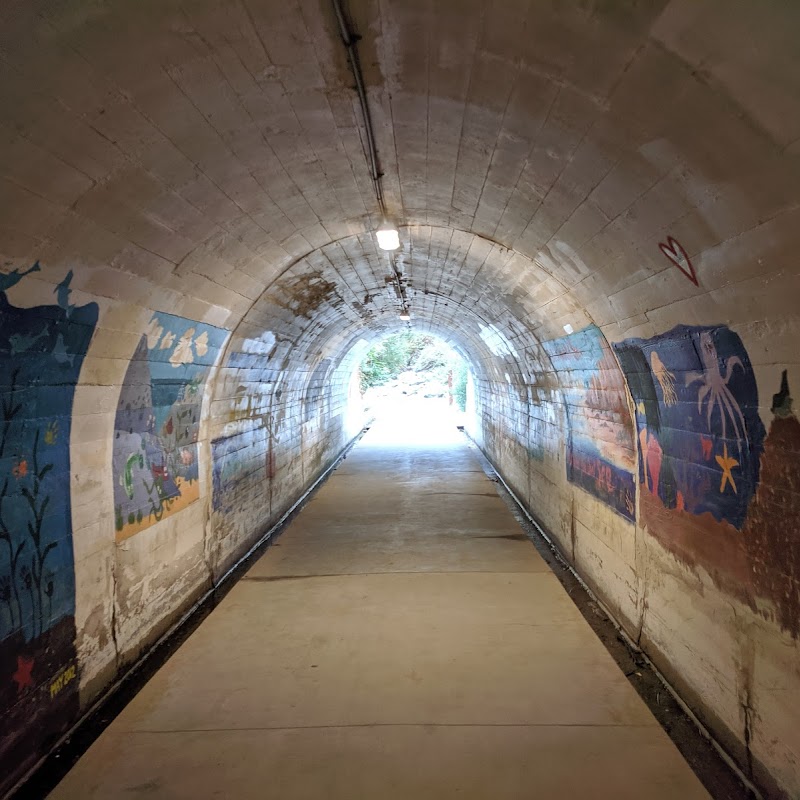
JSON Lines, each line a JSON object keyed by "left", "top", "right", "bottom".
{"left": 376, "top": 222, "right": 400, "bottom": 251}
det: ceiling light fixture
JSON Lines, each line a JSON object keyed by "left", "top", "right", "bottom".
{"left": 399, "top": 309, "right": 411, "bottom": 321}
{"left": 376, "top": 220, "right": 400, "bottom": 251}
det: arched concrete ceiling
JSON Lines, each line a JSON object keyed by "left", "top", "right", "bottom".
{"left": 1, "top": 0, "right": 798, "bottom": 371}
{"left": 229, "top": 227, "right": 556, "bottom": 384}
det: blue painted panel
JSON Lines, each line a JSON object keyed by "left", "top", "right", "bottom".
{"left": 0, "top": 264, "right": 97, "bottom": 785}
{"left": 614, "top": 325, "right": 765, "bottom": 529}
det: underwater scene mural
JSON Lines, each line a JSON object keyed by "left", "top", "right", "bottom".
{"left": 614, "top": 324, "right": 765, "bottom": 529}
{"left": 0, "top": 263, "right": 98, "bottom": 783}
{"left": 113, "top": 312, "right": 227, "bottom": 540}
{"left": 614, "top": 326, "right": 800, "bottom": 637}
{"left": 543, "top": 325, "right": 637, "bottom": 521}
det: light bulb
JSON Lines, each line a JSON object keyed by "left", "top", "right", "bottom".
{"left": 376, "top": 223, "right": 400, "bottom": 251}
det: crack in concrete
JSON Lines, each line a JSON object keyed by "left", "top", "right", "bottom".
{"left": 422, "top": 491, "right": 501, "bottom": 497}
{"left": 109, "top": 553, "right": 120, "bottom": 670}
{"left": 241, "top": 570, "right": 538, "bottom": 582}
{"left": 125, "top": 721, "right": 659, "bottom": 734}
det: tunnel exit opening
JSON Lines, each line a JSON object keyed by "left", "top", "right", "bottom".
{"left": 356, "top": 331, "right": 473, "bottom": 445}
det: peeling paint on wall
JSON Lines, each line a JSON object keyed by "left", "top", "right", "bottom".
{"left": 211, "top": 430, "right": 267, "bottom": 514}
{"left": 743, "top": 371, "right": 800, "bottom": 637}
{"left": 274, "top": 272, "right": 338, "bottom": 319}
{"left": 113, "top": 312, "right": 227, "bottom": 540}
{"left": 543, "top": 325, "right": 636, "bottom": 520}
{"left": 0, "top": 265, "right": 98, "bottom": 788}
{"left": 479, "top": 323, "right": 519, "bottom": 359}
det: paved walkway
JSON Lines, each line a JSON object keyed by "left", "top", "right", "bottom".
{"left": 50, "top": 413, "right": 710, "bottom": 799}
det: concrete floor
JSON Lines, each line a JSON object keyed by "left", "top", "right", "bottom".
{"left": 49, "top": 414, "right": 711, "bottom": 799}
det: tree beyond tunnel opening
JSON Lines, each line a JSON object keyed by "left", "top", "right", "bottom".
{"left": 358, "top": 332, "right": 470, "bottom": 440}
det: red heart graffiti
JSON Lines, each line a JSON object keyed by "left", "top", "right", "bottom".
{"left": 659, "top": 236, "right": 698, "bottom": 286}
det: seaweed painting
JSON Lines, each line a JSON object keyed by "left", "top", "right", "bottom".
{"left": 0, "top": 263, "right": 98, "bottom": 793}
{"left": 112, "top": 312, "right": 227, "bottom": 540}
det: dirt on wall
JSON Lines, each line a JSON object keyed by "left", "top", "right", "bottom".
{"left": 272, "top": 273, "right": 339, "bottom": 319}
{"left": 743, "top": 373, "right": 800, "bottom": 638}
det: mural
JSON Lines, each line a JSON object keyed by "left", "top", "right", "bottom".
{"left": 0, "top": 263, "right": 98, "bottom": 785}
{"left": 614, "top": 324, "right": 799, "bottom": 637}
{"left": 113, "top": 312, "right": 226, "bottom": 540}
{"left": 615, "top": 324, "right": 765, "bottom": 529}
{"left": 543, "top": 325, "right": 636, "bottom": 521}
{"left": 211, "top": 430, "right": 266, "bottom": 515}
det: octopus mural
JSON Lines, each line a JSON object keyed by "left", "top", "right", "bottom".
{"left": 616, "top": 326, "right": 800, "bottom": 638}
{"left": 614, "top": 324, "right": 765, "bottom": 529}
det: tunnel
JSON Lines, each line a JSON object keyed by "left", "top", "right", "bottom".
{"left": 0, "top": 0, "right": 799, "bottom": 797}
